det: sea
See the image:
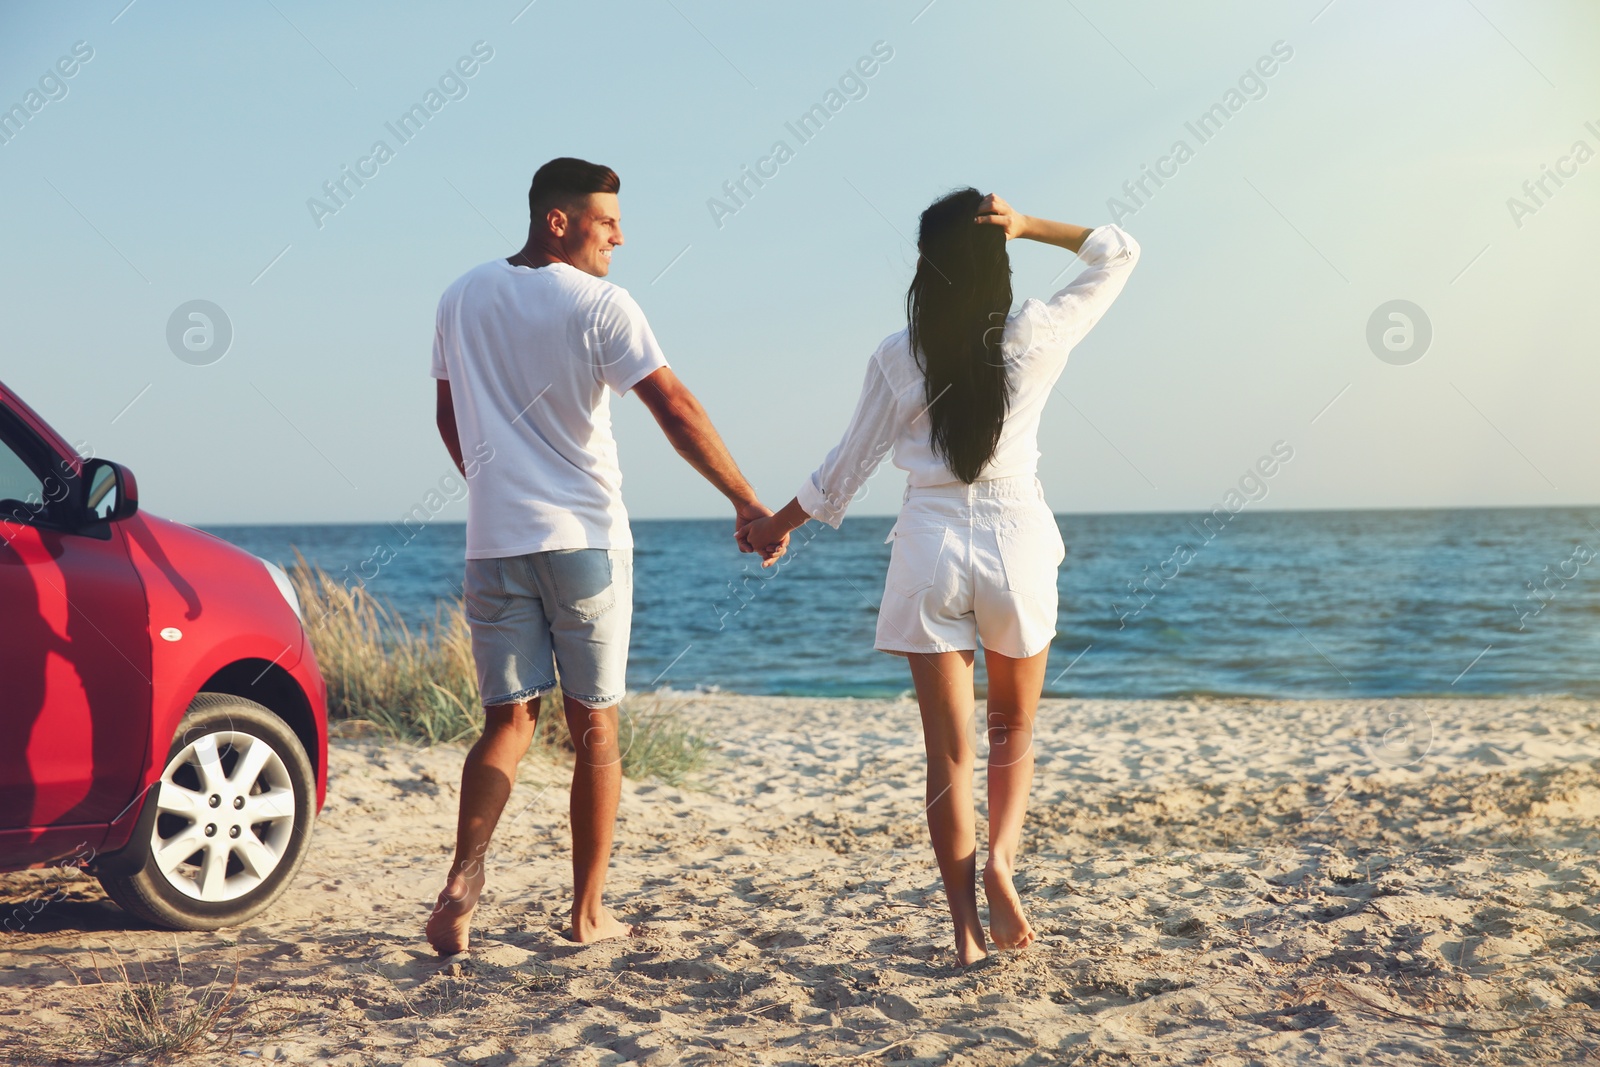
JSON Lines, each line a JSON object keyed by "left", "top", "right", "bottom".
{"left": 207, "top": 507, "right": 1600, "bottom": 701}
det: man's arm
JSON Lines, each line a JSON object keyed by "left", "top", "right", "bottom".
{"left": 436, "top": 379, "right": 465, "bottom": 477}
{"left": 631, "top": 367, "right": 779, "bottom": 556}
{"left": 632, "top": 367, "right": 757, "bottom": 505}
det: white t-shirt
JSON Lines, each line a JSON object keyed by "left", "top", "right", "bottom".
{"left": 796, "top": 224, "right": 1140, "bottom": 527}
{"left": 431, "top": 259, "right": 669, "bottom": 558}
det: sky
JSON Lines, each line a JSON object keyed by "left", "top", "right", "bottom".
{"left": 0, "top": 0, "right": 1596, "bottom": 525}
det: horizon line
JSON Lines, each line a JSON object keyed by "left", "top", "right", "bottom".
{"left": 197, "top": 499, "right": 1600, "bottom": 528}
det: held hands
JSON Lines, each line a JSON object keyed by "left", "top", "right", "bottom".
{"left": 740, "top": 514, "right": 792, "bottom": 568}
{"left": 973, "top": 193, "right": 1029, "bottom": 240}
{"left": 735, "top": 501, "right": 788, "bottom": 566}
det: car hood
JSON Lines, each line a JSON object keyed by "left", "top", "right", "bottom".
{"left": 120, "top": 511, "right": 306, "bottom": 668}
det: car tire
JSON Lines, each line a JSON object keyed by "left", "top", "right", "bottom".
{"left": 97, "top": 693, "right": 316, "bottom": 930}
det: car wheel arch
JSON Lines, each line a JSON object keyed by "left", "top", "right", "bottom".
{"left": 195, "top": 659, "right": 322, "bottom": 793}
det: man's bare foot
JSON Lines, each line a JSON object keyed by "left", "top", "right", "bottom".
{"left": 984, "top": 859, "right": 1036, "bottom": 951}
{"left": 425, "top": 868, "right": 485, "bottom": 956}
{"left": 567, "top": 906, "right": 634, "bottom": 943}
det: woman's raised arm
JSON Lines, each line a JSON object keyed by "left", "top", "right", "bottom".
{"left": 973, "top": 193, "right": 1094, "bottom": 253}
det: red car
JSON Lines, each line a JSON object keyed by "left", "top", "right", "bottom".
{"left": 0, "top": 381, "right": 327, "bottom": 930}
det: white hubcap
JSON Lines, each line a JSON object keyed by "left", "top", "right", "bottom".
{"left": 151, "top": 730, "right": 296, "bottom": 902}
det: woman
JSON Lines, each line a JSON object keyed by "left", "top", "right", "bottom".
{"left": 744, "top": 189, "right": 1139, "bottom": 965}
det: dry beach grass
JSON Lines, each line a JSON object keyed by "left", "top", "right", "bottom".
{"left": 289, "top": 559, "right": 711, "bottom": 784}
{"left": 3, "top": 691, "right": 1600, "bottom": 1064}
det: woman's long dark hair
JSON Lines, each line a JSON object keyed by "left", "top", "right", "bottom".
{"left": 905, "top": 187, "right": 1013, "bottom": 484}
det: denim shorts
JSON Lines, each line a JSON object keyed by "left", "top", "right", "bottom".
{"left": 876, "top": 477, "right": 1064, "bottom": 660}
{"left": 462, "top": 548, "right": 633, "bottom": 710}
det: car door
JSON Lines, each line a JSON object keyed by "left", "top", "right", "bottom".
{"left": 0, "top": 406, "right": 152, "bottom": 836}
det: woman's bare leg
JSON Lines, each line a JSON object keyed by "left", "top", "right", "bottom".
{"left": 982, "top": 646, "right": 1048, "bottom": 950}
{"left": 908, "top": 650, "right": 987, "bottom": 966}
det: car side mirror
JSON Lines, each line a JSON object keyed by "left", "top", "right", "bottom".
{"left": 81, "top": 458, "right": 139, "bottom": 524}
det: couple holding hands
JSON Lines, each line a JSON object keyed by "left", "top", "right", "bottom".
{"left": 427, "top": 157, "right": 1138, "bottom": 965}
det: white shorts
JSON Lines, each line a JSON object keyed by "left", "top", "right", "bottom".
{"left": 875, "top": 476, "right": 1065, "bottom": 660}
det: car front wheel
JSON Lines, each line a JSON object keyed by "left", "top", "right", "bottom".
{"left": 97, "top": 693, "right": 316, "bottom": 930}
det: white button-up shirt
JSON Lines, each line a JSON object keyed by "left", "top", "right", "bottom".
{"left": 796, "top": 224, "right": 1141, "bottom": 527}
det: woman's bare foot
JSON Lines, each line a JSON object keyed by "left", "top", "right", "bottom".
{"left": 984, "top": 859, "right": 1036, "bottom": 951}
{"left": 425, "top": 868, "right": 485, "bottom": 956}
{"left": 567, "top": 906, "right": 634, "bottom": 943}
{"left": 955, "top": 925, "right": 989, "bottom": 967}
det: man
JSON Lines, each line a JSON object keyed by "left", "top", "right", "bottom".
{"left": 427, "top": 157, "right": 783, "bottom": 952}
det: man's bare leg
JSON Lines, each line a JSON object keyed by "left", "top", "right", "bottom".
{"left": 563, "top": 697, "right": 632, "bottom": 942}
{"left": 426, "top": 700, "right": 540, "bottom": 955}
{"left": 908, "top": 650, "right": 988, "bottom": 966}
{"left": 982, "top": 647, "right": 1047, "bottom": 951}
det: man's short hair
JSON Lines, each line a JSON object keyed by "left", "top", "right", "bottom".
{"left": 528, "top": 157, "right": 620, "bottom": 221}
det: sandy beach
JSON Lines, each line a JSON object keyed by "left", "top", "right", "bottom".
{"left": 5, "top": 693, "right": 1600, "bottom": 1065}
